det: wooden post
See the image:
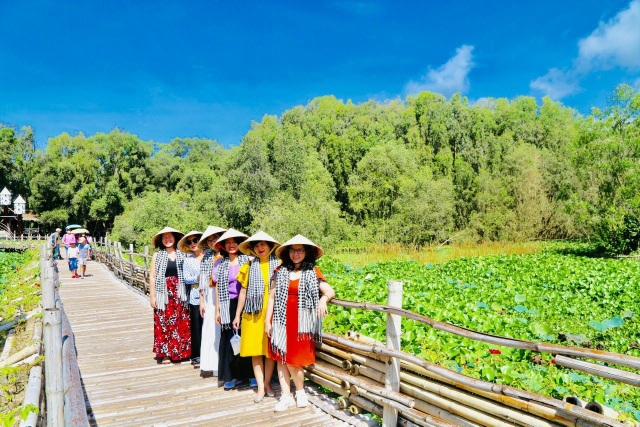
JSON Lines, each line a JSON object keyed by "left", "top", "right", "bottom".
{"left": 384, "top": 280, "right": 403, "bottom": 427}
{"left": 143, "top": 246, "right": 149, "bottom": 294}
{"left": 143, "top": 246, "right": 149, "bottom": 270}
{"left": 129, "top": 243, "right": 135, "bottom": 278}
{"left": 44, "top": 307, "right": 64, "bottom": 426}
{"left": 42, "top": 255, "right": 55, "bottom": 311}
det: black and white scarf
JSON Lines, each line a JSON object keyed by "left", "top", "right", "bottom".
{"left": 154, "top": 249, "right": 186, "bottom": 310}
{"left": 270, "top": 266, "right": 322, "bottom": 361}
{"left": 200, "top": 250, "right": 215, "bottom": 303}
{"left": 244, "top": 255, "right": 279, "bottom": 314}
{"left": 216, "top": 254, "right": 249, "bottom": 328}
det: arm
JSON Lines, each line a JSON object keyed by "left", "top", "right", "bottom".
{"left": 232, "top": 287, "right": 247, "bottom": 330}
{"left": 214, "top": 285, "right": 221, "bottom": 325}
{"left": 265, "top": 280, "right": 276, "bottom": 337}
{"left": 317, "top": 281, "right": 335, "bottom": 319}
{"left": 149, "top": 252, "right": 158, "bottom": 309}
{"left": 199, "top": 288, "right": 205, "bottom": 317}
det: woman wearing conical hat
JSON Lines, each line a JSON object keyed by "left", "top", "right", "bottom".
{"left": 265, "top": 235, "right": 335, "bottom": 412}
{"left": 149, "top": 227, "right": 191, "bottom": 364}
{"left": 177, "top": 230, "right": 204, "bottom": 368}
{"left": 232, "top": 231, "right": 280, "bottom": 402}
{"left": 197, "top": 225, "right": 226, "bottom": 378}
{"left": 213, "top": 229, "right": 253, "bottom": 389}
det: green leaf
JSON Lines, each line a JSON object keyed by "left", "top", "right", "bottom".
{"left": 514, "top": 305, "right": 528, "bottom": 313}
{"left": 532, "top": 323, "right": 552, "bottom": 336}
{"left": 515, "top": 293, "right": 526, "bottom": 303}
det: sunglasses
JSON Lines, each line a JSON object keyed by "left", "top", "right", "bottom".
{"left": 186, "top": 238, "right": 199, "bottom": 245}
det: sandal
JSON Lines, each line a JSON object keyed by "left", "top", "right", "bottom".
{"left": 161, "top": 357, "right": 171, "bottom": 365}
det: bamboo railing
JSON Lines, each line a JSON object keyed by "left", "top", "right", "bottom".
{"left": 27, "top": 244, "right": 90, "bottom": 426}
{"left": 89, "top": 238, "right": 636, "bottom": 427}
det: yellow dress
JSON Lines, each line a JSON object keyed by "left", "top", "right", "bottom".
{"left": 237, "top": 261, "right": 270, "bottom": 356}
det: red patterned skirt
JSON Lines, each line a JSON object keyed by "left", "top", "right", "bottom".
{"left": 153, "top": 276, "right": 191, "bottom": 361}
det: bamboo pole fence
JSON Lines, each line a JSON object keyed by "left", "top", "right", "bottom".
{"left": 89, "top": 238, "right": 639, "bottom": 427}
{"left": 23, "top": 244, "right": 89, "bottom": 426}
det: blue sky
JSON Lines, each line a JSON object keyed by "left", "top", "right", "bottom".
{"left": 1, "top": 0, "right": 639, "bottom": 148}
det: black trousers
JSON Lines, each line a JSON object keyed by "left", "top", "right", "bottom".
{"left": 189, "top": 303, "right": 203, "bottom": 359}
{"left": 218, "top": 298, "right": 253, "bottom": 382}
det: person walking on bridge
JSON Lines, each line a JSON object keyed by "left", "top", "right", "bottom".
{"left": 149, "top": 227, "right": 191, "bottom": 364}
{"left": 50, "top": 228, "right": 61, "bottom": 260}
{"left": 61, "top": 229, "right": 75, "bottom": 257}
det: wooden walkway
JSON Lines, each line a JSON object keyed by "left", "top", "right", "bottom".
{"left": 58, "top": 259, "right": 349, "bottom": 426}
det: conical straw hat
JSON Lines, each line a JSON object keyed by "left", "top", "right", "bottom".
{"left": 214, "top": 228, "right": 249, "bottom": 252}
{"left": 151, "top": 227, "right": 184, "bottom": 247}
{"left": 198, "top": 225, "right": 227, "bottom": 248}
{"left": 177, "top": 230, "right": 203, "bottom": 252}
{"left": 275, "top": 234, "right": 324, "bottom": 260}
{"left": 239, "top": 231, "right": 281, "bottom": 257}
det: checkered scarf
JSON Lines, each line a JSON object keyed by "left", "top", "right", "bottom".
{"left": 244, "top": 255, "right": 279, "bottom": 314}
{"left": 216, "top": 254, "right": 249, "bottom": 328}
{"left": 270, "top": 266, "right": 322, "bottom": 361}
{"left": 200, "top": 249, "right": 215, "bottom": 303}
{"left": 154, "top": 249, "right": 186, "bottom": 310}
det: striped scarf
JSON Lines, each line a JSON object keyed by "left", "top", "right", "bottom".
{"left": 154, "top": 249, "right": 186, "bottom": 310}
{"left": 270, "top": 266, "right": 322, "bottom": 361}
{"left": 216, "top": 254, "right": 249, "bottom": 328}
{"left": 244, "top": 255, "right": 279, "bottom": 314}
{"left": 200, "top": 250, "right": 215, "bottom": 303}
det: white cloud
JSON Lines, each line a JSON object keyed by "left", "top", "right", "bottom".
{"left": 530, "top": 68, "right": 581, "bottom": 99}
{"left": 404, "top": 45, "right": 475, "bottom": 97}
{"left": 531, "top": 0, "right": 640, "bottom": 99}
{"left": 578, "top": 0, "right": 640, "bottom": 70}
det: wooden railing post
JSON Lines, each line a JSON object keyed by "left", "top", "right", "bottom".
{"left": 43, "top": 306, "right": 64, "bottom": 425}
{"left": 143, "top": 246, "right": 149, "bottom": 270}
{"left": 128, "top": 243, "right": 135, "bottom": 277}
{"left": 383, "top": 280, "right": 402, "bottom": 426}
{"left": 143, "top": 246, "right": 149, "bottom": 293}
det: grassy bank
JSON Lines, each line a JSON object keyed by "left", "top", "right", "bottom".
{"left": 0, "top": 249, "right": 42, "bottom": 424}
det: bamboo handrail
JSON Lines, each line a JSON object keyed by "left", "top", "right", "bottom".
{"left": 323, "top": 332, "right": 625, "bottom": 426}
{"left": 554, "top": 355, "right": 640, "bottom": 387}
{"left": 331, "top": 298, "right": 640, "bottom": 370}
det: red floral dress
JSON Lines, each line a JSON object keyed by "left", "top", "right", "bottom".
{"left": 269, "top": 266, "right": 325, "bottom": 366}
{"left": 153, "top": 275, "right": 191, "bottom": 361}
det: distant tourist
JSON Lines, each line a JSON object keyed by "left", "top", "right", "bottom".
{"left": 61, "top": 229, "right": 76, "bottom": 257}
{"left": 198, "top": 226, "right": 226, "bottom": 378}
{"left": 149, "top": 227, "right": 191, "bottom": 364}
{"left": 67, "top": 240, "right": 79, "bottom": 278}
{"left": 233, "top": 231, "right": 280, "bottom": 402}
{"left": 213, "top": 229, "right": 253, "bottom": 389}
{"left": 50, "top": 228, "right": 62, "bottom": 260}
{"left": 266, "top": 235, "right": 335, "bottom": 412}
{"left": 77, "top": 237, "right": 92, "bottom": 279}
{"left": 178, "top": 230, "right": 204, "bottom": 368}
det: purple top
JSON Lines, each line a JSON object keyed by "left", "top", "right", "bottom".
{"left": 212, "top": 259, "right": 241, "bottom": 299}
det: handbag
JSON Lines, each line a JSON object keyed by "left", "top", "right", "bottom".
{"left": 230, "top": 330, "right": 241, "bottom": 355}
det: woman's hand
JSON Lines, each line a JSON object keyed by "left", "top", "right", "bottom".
{"left": 265, "top": 321, "right": 272, "bottom": 338}
{"left": 317, "top": 297, "right": 328, "bottom": 319}
{"left": 232, "top": 315, "right": 240, "bottom": 330}
{"left": 215, "top": 309, "right": 221, "bottom": 325}
{"left": 199, "top": 301, "right": 205, "bottom": 317}
{"left": 150, "top": 294, "right": 157, "bottom": 310}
